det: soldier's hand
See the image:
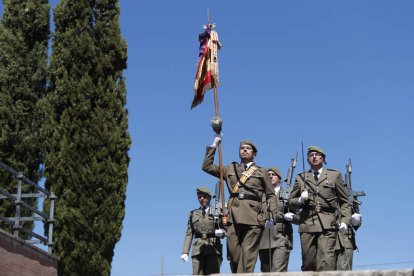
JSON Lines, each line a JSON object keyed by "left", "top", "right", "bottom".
{"left": 298, "top": 190, "right": 309, "bottom": 204}
{"left": 351, "top": 213, "right": 362, "bottom": 226}
{"left": 215, "top": 228, "right": 226, "bottom": 238}
{"left": 339, "top": 222, "right": 348, "bottom": 233}
{"left": 180, "top": 253, "right": 189, "bottom": 262}
{"left": 211, "top": 133, "right": 223, "bottom": 148}
{"left": 284, "top": 212, "right": 294, "bottom": 222}
{"left": 265, "top": 219, "right": 274, "bottom": 229}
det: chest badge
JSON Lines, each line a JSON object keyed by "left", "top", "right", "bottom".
{"left": 323, "top": 181, "right": 334, "bottom": 188}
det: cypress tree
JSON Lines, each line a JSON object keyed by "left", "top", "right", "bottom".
{"left": 0, "top": 0, "right": 50, "bottom": 233}
{"left": 42, "top": 0, "right": 130, "bottom": 274}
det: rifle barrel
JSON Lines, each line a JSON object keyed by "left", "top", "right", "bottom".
{"left": 353, "top": 191, "right": 366, "bottom": 197}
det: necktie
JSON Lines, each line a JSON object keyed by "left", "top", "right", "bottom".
{"left": 244, "top": 164, "right": 248, "bottom": 170}
{"left": 202, "top": 208, "right": 206, "bottom": 217}
{"left": 314, "top": 171, "right": 319, "bottom": 181}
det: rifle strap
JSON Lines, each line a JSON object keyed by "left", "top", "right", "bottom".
{"left": 299, "top": 173, "right": 317, "bottom": 194}
{"left": 227, "top": 165, "right": 258, "bottom": 211}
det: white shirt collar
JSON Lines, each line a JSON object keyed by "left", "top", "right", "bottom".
{"left": 274, "top": 186, "right": 281, "bottom": 194}
{"left": 242, "top": 162, "right": 254, "bottom": 169}
{"left": 312, "top": 168, "right": 323, "bottom": 175}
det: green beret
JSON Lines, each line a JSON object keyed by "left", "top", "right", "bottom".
{"left": 196, "top": 187, "right": 212, "bottom": 197}
{"left": 239, "top": 140, "right": 257, "bottom": 153}
{"left": 307, "top": 146, "right": 326, "bottom": 157}
{"left": 267, "top": 166, "right": 282, "bottom": 179}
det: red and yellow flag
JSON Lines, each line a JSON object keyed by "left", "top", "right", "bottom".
{"left": 191, "top": 24, "right": 222, "bottom": 109}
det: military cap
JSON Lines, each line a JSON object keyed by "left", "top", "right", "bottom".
{"left": 196, "top": 187, "right": 212, "bottom": 197}
{"left": 239, "top": 140, "right": 257, "bottom": 153}
{"left": 267, "top": 166, "right": 282, "bottom": 180}
{"left": 307, "top": 146, "right": 326, "bottom": 157}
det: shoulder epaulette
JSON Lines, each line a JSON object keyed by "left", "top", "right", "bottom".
{"left": 189, "top": 209, "right": 197, "bottom": 218}
{"left": 327, "top": 168, "right": 338, "bottom": 172}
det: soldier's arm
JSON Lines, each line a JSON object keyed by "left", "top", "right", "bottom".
{"left": 202, "top": 146, "right": 220, "bottom": 177}
{"left": 288, "top": 175, "right": 303, "bottom": 210}
{"left": 274, "top": 207, "right": 285, "bottom": 223}
{"left": 263, "top": 169, "right": 277, "bottom": 214}
{"left": 335, "top": 172, "right": 352, "bottom": 226}
{"left": 182, "top": 212, "right": 194, "bottom": 254}
{"left": 287, "top": 209, "right": 302, "bottom": 225}
{"left": 353, "top": 201, "right": 360, "bottom": 214}
{"left": 353, "top": 201, "right": 362, "bottom": 230}
{"left": 291, "top": 213, "right": 301, "bottom": 225}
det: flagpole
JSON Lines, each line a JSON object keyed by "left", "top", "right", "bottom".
{"left": 209, "top": 8, "right": 226, "bottom": 226}
{"left": 213, "top": 86, "right": 227, "bottom": 226}
{"left": 193, "top": 9, "right": 226, "bottom": 225}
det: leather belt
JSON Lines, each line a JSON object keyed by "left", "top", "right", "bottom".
{"left": 195, "top": 233, "right": 215, "bottom": 239}
{"left": 232, "top": 193, "right": 261, "bottom": 202}
{"left": 305, "top": 205, "right": 336, "bottom": 213}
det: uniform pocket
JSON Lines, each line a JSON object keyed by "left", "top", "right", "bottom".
{"left": 191, "top": 216, "right": 200, "bottom": 224}
{"left": 250, "top": 201, "right": 266, "bottom": 227}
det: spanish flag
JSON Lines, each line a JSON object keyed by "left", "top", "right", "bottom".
{"left": 191, "top": 24, "right": 221, "bottom": 109}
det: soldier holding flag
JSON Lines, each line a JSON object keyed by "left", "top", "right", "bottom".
{"left": 191, "top": 15, "right": 277, "bottom": 273}
{"left": 202, "top": 138, "right": 277, "bottom": 273}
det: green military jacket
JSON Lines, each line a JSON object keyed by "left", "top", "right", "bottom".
{"left": 336, "top": 201, "right": 361, "bottom": 250}
{"left": 202, "top": 146, "right": 277, "bottom": 226}
{"left": 182, "top": 208, "right": 222, "bottom": 257}
{"left": 259, "top": 188, "right": 300, "bottom": 250}
{"left": 288, "top": 168, "right": 352, "bottom": 233}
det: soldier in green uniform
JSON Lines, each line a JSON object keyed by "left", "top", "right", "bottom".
{"left": 335, "top": 201, "right": 362, "bottom": 270}
{"left": 259, "top": 166, "right": 299, "bottom": 272}
{"left": 202, "top": 136, "right": 277, "bottom": 273}
{"left": 288, "top": 146, "right": 352, "bottom": 271}
{"left": 180, "top": 187, "right": 223, "bottom": 275}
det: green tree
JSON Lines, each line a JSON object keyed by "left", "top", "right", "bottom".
{"left": 0, "top": 0, "right": 50, "bottom": 233}
{"left": 42, "top": 0, "right": 130, "bottom": 274}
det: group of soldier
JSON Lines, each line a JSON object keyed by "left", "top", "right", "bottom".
{"left": 180, "top": 133, "right": 363, "bottom": 275}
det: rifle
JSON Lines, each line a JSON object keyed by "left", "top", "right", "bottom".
{"left": 280, "top": 151, "right": 298, "bottom": 211}
{"left": 300, "top": 141, "right": 310, "bottom": 192}
{"left": 213, "top": 182, "right": 223, "bottom": 229}
{"left": 344, "top": 159, "right": 366, "bottom": 211}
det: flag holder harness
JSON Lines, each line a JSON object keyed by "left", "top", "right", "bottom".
{"left": 227, "top": 166, "right": 258, "bottom": 212}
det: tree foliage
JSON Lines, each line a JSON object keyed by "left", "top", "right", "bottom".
{"left": 0, "top": 0, "right": 50, "bottom": 233}
{"left": 42, "top": 0, "right": 130, "bottom": 274}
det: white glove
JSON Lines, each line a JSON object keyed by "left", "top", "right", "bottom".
{"left": 351, "top": 213, "right": 362, "bottom": 226}
{"left": 180, "top": 253, "right": 188, "bottom": 262}
{"left": 265, "top": 219, "right": 274, "bottom": 229}
{"left": 339, "top": 222, "right": 348, "bottom": 233}
{"left": 284, "top": 212, "right": 294, "bottom": 222}
{"left": 215, "top": 229, "right": 226, "bottom": 238}
{"left": 211, "top": 133, "right": 222, "bottom": 148}
{"left": 298, "top": 190, "right": 309, "bottom": 204}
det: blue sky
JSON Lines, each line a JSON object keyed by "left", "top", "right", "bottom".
{"left": 2, "top": 1, "right": 414, "bottom": 275}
